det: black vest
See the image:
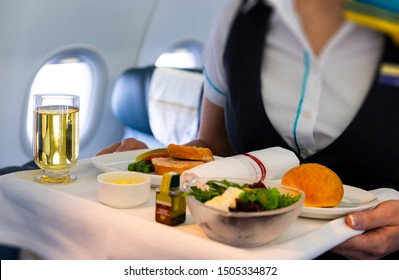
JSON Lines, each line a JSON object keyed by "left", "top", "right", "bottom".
{"left": 224, "top": 1, "right": 399, "bottom": 190}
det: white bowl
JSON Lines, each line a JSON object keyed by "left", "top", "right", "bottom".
{"left": 97, "top": 171, "right": 151, "bottom": 208}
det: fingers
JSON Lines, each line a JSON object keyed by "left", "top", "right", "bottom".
{"left": 331, "top": 200, "right": 399, "bottom": 259}
{"left": 96, "top": 142, "right": 122, "bottom": 156}
{"left": 332, "top": 225, "right": 399, "bottom": 259}
{"left": 96, "top": 138, "right": 149, "bottom": 156}
{"left": 114, "top": 138, "right": 148, "bottom": 152}
{"left": 346, "top": 200, "right": 399, "bottom": 230}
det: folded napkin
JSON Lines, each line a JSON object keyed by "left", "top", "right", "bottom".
{"left": 148, "top": 67, "right": 204, "bottom": 145}
{"left": 181, "top": 146, "right": 299, "bottom": 185}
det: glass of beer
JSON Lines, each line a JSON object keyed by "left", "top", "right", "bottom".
{"left": 33, "top": 94, "right": 80, "bottom": 184}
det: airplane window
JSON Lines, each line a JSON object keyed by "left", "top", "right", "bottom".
{"left": 26, "top": 54, "right": 96, "bottom": 146}
{"left": 155, "top": 41, "right": 203, "bottom": 69}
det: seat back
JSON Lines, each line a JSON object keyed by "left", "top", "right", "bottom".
{"left": 111, "top": 66, "right": 203, "bottom": 147}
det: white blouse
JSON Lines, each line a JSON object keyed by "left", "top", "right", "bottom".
{"left": 203, "top": 0, "right": 383, "bottom": 158}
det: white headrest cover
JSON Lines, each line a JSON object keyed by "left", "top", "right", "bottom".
{"left": 148, "top": 67, "right": 203, "bottom": 145}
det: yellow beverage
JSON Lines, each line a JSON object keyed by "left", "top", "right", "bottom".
{"left": 33, "top": 105, "right": 79, "bottom": 174}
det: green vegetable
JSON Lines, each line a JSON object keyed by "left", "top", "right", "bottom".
{"left": 239, "top": 188, "right": 280, "bottom": 210}
{"left": 186, "top": 186, "right": 222, "bottom": 203}
{"left": 142, "top": 163, "right": 155, "bottom": 173}
{"left": 187, "top": 179, "right": 301, "bottom": 212}
{"left": 127, "top": 163, "right": 135, "bottom": 171}
{"left": 278, "top": 193, "right": 301, "bottom": 208}
{"left": 185, "top": 179, "right": 245, "bottom": 203}
{"left": 127, "top": 160, "right": 155, "bottom": 173}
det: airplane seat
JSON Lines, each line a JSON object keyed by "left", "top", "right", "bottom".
{"left": 0, "top": 243, "right": 41, "bottom": 260}
{"left": 111, "top": 66, "right": 204, "bottom": 148}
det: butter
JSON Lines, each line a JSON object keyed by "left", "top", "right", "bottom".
{"left": 113, "top": 179, "right": 145, "bottom": 184}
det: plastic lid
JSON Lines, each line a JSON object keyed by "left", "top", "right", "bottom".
{"left": 168, "top": 172, "right": 180, "bottom": 189}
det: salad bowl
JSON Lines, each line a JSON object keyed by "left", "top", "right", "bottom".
{"left": 181, "top": 178, "right": 305, "bottom": 247}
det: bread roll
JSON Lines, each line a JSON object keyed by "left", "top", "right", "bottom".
{"left": 281, "top": 163, "right": 343, "bottom": 207}
{"left": 167, "top": 144, "right": 214, "bottom": 162}
{"left": 151, "top": 157, "right": 205, "bottom": 175}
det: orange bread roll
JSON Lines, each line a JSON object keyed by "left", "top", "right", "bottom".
{"left": 167, "top": 144, "right": 214, "bottom": 162}
{"left": 281, "top": 163, "right": 344, "bottom": 207}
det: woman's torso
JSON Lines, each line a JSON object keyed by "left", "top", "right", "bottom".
{"left": 204, "top": 0, "right": 399, "bottom": 189}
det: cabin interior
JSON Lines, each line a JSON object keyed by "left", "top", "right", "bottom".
{"left": 0, "top": 0, "right": 227, "bottom": 169}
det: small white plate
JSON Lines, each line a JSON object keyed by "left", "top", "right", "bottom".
{"left": 300, "top": 185, "right": 379, "bottom": 219}
{"left": 92, "top": 149, "right": 164, "bottom": 186}
{"left": 92, "top": 149, "right": 221, "bottom": 186}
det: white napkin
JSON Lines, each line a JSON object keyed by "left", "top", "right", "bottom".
{"left": 148, "top": 67, "right": 204, "bottom": 145}
{"left": 181, "top": 146, "right": 299, "bottom": 184}
{"left": 258, "top": 217, "right": 363, "bottom": 259}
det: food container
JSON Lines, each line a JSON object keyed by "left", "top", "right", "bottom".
{"left": 181, "top": 178, "right": 305, "bottom": 247}
{"left": 97, "top": 171, "right": 151, "bottom": 208}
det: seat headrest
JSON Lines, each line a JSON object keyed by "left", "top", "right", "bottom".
{"left": 111, "top": 66, "right": 155, "bottom": 135}
{"left": 111, "top": 66, "right": 203, "bottom": 144}
{"left": 148, "top": 67, "right": 204, "bottom": 145}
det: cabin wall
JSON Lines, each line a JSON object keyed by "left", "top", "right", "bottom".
{"left": 0, "top": 0, "right": 226, "bottom": 168}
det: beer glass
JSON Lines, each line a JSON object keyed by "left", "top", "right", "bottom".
{"left": 33, "top": 94, "right": 79, "bottom": 184}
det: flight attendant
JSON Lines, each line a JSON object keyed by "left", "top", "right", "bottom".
{"left": 100, "top": 0, "right": 399, "bottom": 259}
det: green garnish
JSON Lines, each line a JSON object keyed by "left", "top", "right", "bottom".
{"left": 238, "top": 187, "right": 301, "bottom": 211}
{"left": 185, "top": 179, "right": 245, "bottom": 203}
{"left": 187, "top": 179, "right": 301, "bottom": 212}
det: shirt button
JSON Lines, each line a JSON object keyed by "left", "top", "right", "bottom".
{"left": 302, "top": 110, "right": 312, "bottom": 120}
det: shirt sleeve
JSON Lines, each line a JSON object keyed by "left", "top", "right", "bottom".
{"left": 202, "top": 0, "right": 242, "bottom": 108}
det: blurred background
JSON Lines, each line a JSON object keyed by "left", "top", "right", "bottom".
{"left": 0, "top": 0, "right": 227, "bottom": 168}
